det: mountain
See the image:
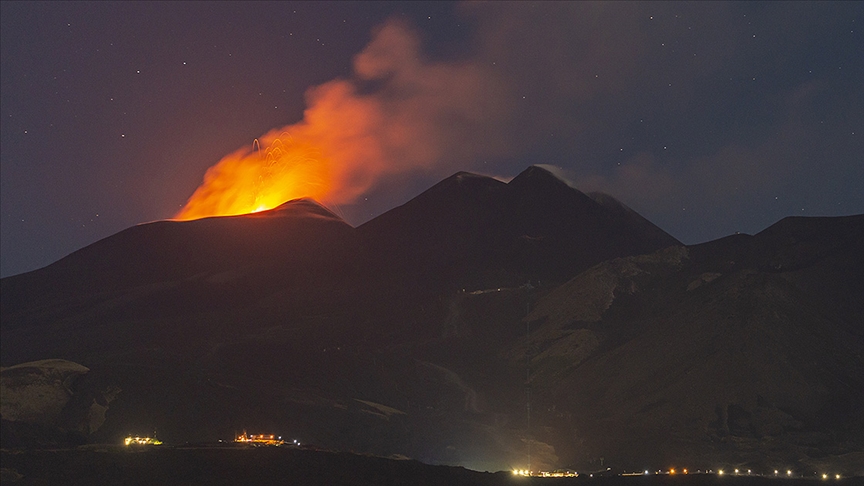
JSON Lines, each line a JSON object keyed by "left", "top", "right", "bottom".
{"left": 1, "top": 166, "right": 861, "bottom": 475}
{"left": 358, "top": 166, "right": 678, "bottom": 289}
{"left": 511, "top": 214, "right": 864, "bottom": 471}
{"left": 1, "top": 197, "right": 353, "bottom": 309}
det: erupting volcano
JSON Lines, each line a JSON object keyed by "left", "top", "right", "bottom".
{"left": 172, "top": 19, "right": 510, "bottom": 223}
{"left": 174, "top": 133, "right": 332, "bottom": 220}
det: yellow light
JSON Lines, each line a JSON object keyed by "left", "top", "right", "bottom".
{"left": 718, "top": 470, "right": 724, "bottom": 475}
{"left": 836, "top": 474, "right": 841, "bottom": 479}
{"left": 823, "top": 474, "right": 828, "bottom": 479}
{"left": 683, "top": 469, "right": 688, "bottom": 474}
{"left": 788, "top": 470, "right": 793, "bottom": 476}
{"left": 670, "top": 468, "right": 675, "bottom": 474}
{"left": 735, "top": 469, "right": 739, "bottom": 474}
{"left": 123, "top": 435, "right": 162, "bottom": 446}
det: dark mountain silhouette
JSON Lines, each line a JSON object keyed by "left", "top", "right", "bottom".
{"left": 1, "top": 166, "right": 861, "bottom": 475}
{"left": 512, "top": 214, "right": 864, "bottom": 470}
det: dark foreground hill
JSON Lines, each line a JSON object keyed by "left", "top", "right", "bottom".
{"left": 1, "top": 166, "right": 862, "bottom": 475}
{"left": 0, "top": 446, "right": 856, "bottom": 486}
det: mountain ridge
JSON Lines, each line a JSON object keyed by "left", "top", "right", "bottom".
{"left": 1, "top": 167, "right": 861, "bottom": 474}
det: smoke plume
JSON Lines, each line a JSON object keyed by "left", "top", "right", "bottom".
{"left": 176, "top": 19, "right": 510, "bottom": 219}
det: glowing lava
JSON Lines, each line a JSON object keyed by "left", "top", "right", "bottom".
{"left": 174, "top": 20, "right": 505, "bottom": 221}
{"left": 174, "top": 133, "right": 331, "bottom": 220}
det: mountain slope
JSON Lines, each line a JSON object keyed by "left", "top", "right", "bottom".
{"left": 511, "top": 214, "right": 864, "bottom": 470}
{"left": 356, "top": 166, "right": 679, "bottom": 293}
{"left": 1, "top": 168, "right": 860, "bottom": 474}
{"left": 1, "top": 198, "right": 354, "bottom": 317}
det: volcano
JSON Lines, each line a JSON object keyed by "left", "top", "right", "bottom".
{"left": 1, "top": 166, "right": 862, "bottom": 475}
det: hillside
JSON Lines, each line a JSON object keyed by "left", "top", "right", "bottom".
{"left": 1, "top": 167, "right": 861, "bottom": 474}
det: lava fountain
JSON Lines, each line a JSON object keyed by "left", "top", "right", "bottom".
{"left": 174, "top": 133, "right": 331, "bottom": 220}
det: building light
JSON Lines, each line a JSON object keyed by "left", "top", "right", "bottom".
{"left": 234, "top": 431, "right": 285, "bottom": 446}
{"left": 123, "top": 436, "right": 162, "bottom": 446}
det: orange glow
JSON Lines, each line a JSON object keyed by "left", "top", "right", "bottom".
{"left": 172, "top": 20, "right": 509, "bottom": 222}
{"left": 175, "top": 134, "right": 333, "bottom": 220}
{"left": 235, "top": 431, "right": 284, "bottom": 446}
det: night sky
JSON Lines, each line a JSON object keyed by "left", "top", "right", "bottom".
{"left": 2, "top": 1, "right": 862, "bottom": 278}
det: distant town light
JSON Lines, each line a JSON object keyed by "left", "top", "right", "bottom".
{"left": 235, "top": 431, "right": 284, "bottom": 446}
{"left": 788, "top": 470, "right": 793, "bottom": 476}
{"left": 124, "top": 436, "right": 162, "bottom": 446}
{"left": 718, "top": 470, "right": 724, "bottom": 475}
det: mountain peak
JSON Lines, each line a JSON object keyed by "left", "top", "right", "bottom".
{"left": 425, "top": 170, "right": 506, "bottom": 194}
{"left": 509, "top": 164, "right": 578, "bottom": 192}
{"left": 261, "top": 197, "right": 345, "bottom": 223}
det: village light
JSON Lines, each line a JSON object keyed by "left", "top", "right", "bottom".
{"left": 123, "top": 435, "right": 162, "bottom": 446}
